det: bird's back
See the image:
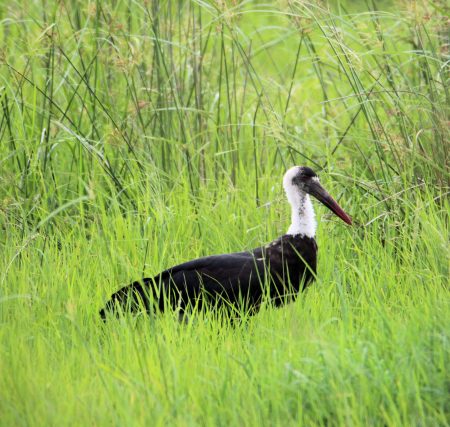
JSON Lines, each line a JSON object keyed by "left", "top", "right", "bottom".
{"left": 100, "top": 234, "right": 317, "bottom": 318}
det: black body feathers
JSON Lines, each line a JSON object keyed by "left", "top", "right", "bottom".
{"left": 99, "top": 234, "right": 317, "bottom": 319}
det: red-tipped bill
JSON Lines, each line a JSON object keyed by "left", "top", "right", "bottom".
{"left": 307, "top": 181, "right": 352, "bottom": 225}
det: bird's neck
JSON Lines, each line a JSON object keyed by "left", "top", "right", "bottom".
{"left": 287, "top": 192, "right": 317, "bottom": 238}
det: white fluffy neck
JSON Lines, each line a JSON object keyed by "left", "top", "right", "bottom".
{"left": 282, "top": 166, "right": 317, "bottom": 238}
{"left": 286, "top": 191, "right": 316, "bottom": 238}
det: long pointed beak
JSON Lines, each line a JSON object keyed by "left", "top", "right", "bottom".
{"left": 308, "top": 180, "right": 352, "bottom": 225}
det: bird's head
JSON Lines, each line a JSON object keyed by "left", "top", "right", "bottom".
{"left": 283, "top": 166, "right": 352, "bottom": 225}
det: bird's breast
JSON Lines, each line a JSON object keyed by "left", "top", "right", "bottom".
{"left": 265, "top": 235, "right": 317, "bottom": 262}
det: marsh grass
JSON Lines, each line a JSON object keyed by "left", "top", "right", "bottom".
{"left": 0, "top": 0, "right": 449, "bottom": 425}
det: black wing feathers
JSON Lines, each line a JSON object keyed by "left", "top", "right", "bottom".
{"left": 100, "top": 235, "right": 317, "bottom": 318}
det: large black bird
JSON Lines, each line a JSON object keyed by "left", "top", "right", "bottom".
{"left": 100, "top": 166, "right": 352, "bottom": 319}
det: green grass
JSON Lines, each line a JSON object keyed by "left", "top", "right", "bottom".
{"left": 1, "top": 0, "right": 449, "bottom": 425}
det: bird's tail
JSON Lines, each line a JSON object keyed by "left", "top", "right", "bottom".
{"left": 99, "top": 280, "right": 152, "bottom": 320}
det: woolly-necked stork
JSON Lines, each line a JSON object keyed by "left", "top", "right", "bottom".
{"left": 100, "top": 166, "right": 352, "bottom": 319}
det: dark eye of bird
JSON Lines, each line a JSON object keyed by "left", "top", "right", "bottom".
{"left": 292, "top": 175, "right": 304, "bottom": 185}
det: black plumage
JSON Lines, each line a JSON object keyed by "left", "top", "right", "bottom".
{"left": 99, "top": 235, "right": 317, "bottom": 319}
{"left": 100, "top": 166, "right": 351, "bottom": 319}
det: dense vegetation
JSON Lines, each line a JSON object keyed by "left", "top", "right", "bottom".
{"left": 1, "top": 0, "right": 448, "bottom": 425}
